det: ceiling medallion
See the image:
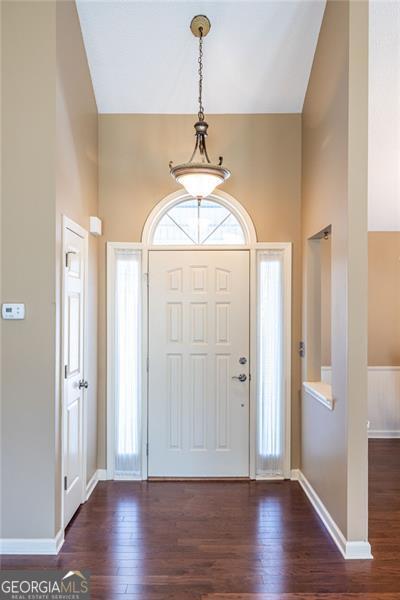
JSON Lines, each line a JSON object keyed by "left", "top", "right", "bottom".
{"left": 169, "top": 15, "right": 231, "bottom": 201}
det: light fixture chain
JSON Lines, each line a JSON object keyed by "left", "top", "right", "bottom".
{"left": 198, "top": 28, "right": 205, "bottom": 121}
{"left": 169, "top": 15, "right": 231, "bottom": 201}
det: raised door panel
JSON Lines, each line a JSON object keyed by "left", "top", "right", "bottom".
{"left": 190, "top": 354, "right": 207, "bottom": 450}
{"left": 167, "top": 354, "right": 183, "bottom": 450}
{"left": 190, "top": 303, "right": 208, "bottom": 344}
{"left": 216, "top": 354, "right": 230, "bottom": 450}
{"left": 191, "top": 266, "right": 208, "bottom": 293}
{"left": 215, "top": 268, "right": 231, "bottom": 293}
{"left": 215, "top": 303, "right": 230, "bottom": 345}
{"left": 67, "top": 294, "right": 81, "bottom": 377}
{"left": 167, "top": 303, "right": 183, "bottom": 343}
{"left": 66, "top": 398, "right": 80, "bottom": 489}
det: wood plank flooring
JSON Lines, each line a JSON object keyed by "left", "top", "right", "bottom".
{"left": 2, "top": 440, "right": 399, "bottom": 599}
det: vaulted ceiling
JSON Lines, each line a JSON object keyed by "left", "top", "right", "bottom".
{"left": 76, "top": 0, "right": 326, "bottom": 114}
{"left": 368, "top": 0, "right": 400, "bottom": 231}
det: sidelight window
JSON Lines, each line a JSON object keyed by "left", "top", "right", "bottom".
{"left": 257, "top": 251, "right": 286, "bottom": 477}
{"left": 113, "top": 249, "right": 141, "bottom": 478}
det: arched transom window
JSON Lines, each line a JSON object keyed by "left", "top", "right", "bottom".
{"left": 152, "top": 198, "right": 246, "bottom": 245}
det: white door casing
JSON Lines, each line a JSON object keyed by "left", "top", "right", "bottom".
{"left": 148, "top": 250, "right": 250, "bottom": 477}
{"left": 62, "top": 221, "right": 87, "bottom": 526}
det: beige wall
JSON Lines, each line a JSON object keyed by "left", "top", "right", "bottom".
{"left": 56, "top": 0, "right": 99, "bottom": 504}
{"left": 322, "top": 231, "right": 400, "bottom": 367}
{"left": 1, "top": 0, "right": 98, "bottom": 539}
{"left": 368, "top": 232, "right": 400, "bottom": 366}
{"left": 1, "top": 0, "right": 372, "bottom": 547}
{"left": 98, "top": 113, "right": 302, "bottom": 469}
{"left": 301, "top": 0, "right": 369, "bottom": 543}
{"left": 1, "top": 0, "right": 57, "bottom": 538}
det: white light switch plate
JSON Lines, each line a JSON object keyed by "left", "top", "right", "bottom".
{"left": 2, "top": 303, "right": 25, "bottom": 320}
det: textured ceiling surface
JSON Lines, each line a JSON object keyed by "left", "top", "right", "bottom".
{"left": 76, "top": 0, "right": 326, "bottom": 114}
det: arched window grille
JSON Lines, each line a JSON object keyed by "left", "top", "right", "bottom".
{"left": 152, "top": 198, "right": 246, "bottom": 245}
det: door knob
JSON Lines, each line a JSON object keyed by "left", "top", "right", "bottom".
{"left": 78, "top": 379, "right": 89, "bottom": 389}
{"left": 232, "top": 373, "right": 247, "bottom": 383}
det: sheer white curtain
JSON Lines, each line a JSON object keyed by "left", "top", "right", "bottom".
{"left": 257, "top": 251, "right": 285, "bottom": 477}
{"left": 114, "top": 250, "right": 141, "bottom": 477}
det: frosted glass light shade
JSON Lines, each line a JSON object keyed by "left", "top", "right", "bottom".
{"left": 170, "top": 163, "right": 230, "bottom": 200}
{"left": 177, "top": 172, "right": 223, "bottom": 199}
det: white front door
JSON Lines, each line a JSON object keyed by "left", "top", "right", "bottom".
{"left": 63, "top": 223, "right": 86, "bottom": 526}
{"left": 148, "top": 250, "right": 250, "bottom": 477}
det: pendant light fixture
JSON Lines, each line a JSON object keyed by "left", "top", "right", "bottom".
{"left": 169, "top": 15, "right": 230, "bottom": 201}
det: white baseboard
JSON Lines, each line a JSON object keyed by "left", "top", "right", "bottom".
{"left": 368, "top": 430, "right": 400, "bottom": 439}
{"left": 0, "top": 529, "right": 64, "bottom": 556}
{"left": 345, "top": 541, "right": 374, "bottom": 559}
{"left": 1, "top": 467, "right": 108, "bottom": 556}
{"left": 297, "top": 470, "right": 372, "bottom": 560}
{"left": 97, "top": 468, "right": 107, "bottom": 480}
{"left": 290, "top": 468, "right": 300, "bottom": 481}
{"left": 85, "top": 471, "right": 98, "bottom": 500}
{"left": 85, "top": 468, "right": 108, "bottom": 501}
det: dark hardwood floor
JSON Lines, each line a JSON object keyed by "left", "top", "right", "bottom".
{"left": 2, "top": 440, "right": 400, "bottom": 599}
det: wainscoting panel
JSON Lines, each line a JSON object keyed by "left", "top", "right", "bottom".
{"left": 368, "top": 367, "right": 400, "bottom": 437}
{"left": 321, "top": 366, "right": 400, "bottom": 438}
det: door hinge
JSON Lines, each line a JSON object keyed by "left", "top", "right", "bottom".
{"left": 64, "top": 365, "right": 68, "bottom": 379}
{"left": 146, "top": 442, "right": 149, "bottom": 457}
{"left": 145, "top": 272, "right": 149, "bottom": 288}
{"left": 146, "top": 356, "right": 149, "bottom": 373}
{"left": 64, "top": 476, "right": 67, "bottom": 491}
{"left": 299, "top": 341, "right": 305, "bottom": 358}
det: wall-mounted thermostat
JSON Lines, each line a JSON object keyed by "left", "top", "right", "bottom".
{"left": 2, "top": 303, "right": 25, "bottom": 320}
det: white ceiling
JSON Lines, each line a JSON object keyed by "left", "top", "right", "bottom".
{"left": 368, "top": 0, "right": 400, "bottom": 231}
{"left": 76, "top": 0, "right": 326, "bottom": 114}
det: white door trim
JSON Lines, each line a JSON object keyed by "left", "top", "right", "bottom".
{"left": 61, "top": 215, "right": 88, "bottom": 531}
{"left": 107, "top": 240, "right": 292, "bottom": 481}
